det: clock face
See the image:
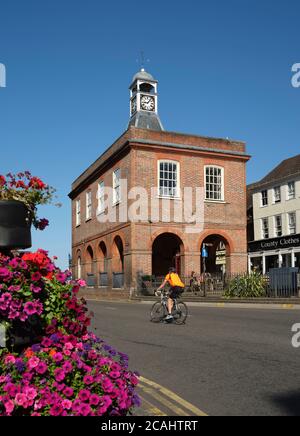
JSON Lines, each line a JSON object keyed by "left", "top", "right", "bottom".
{"left": 131, "top": 97, "right": 137, "bottom": 114}
{"left": 140, "top": 95, "right": 155, "bottom": 112}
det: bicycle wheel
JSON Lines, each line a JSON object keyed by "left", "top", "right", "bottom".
{"left": 150, "top": 302, "right": 166, "bottom": 323}
{"left": 173, "top": 302, "right": 188, "bottom": 325}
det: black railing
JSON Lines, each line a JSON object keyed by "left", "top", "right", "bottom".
{"left": 99, "top": 272, "right": 108, "bottom": 287}
{"left": 268, "top": 268, "right": 299, "bottom": 298}
{"left": 86, "top": 273, "right": 96, "bottom": 287}
{"left": 113, "top": 273, "right": 124, "bottom": 289}
{"left": 137, "top": 271, "right": 300, "bottom": 299}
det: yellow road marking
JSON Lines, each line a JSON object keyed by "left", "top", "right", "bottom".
{"left": 282, "top": 304, "right": 294, "bottom": 309}
{"left": 217, "top": 303, "right": 225, "bottom": 308}
{"left": 139, "top": 376, "right": 208, "bottom": 416}
{"left": 139, "top": 396, "right": 167, "bottom": 416}
{"left": 139, "top": 385, "right": 190, "bottom": 416}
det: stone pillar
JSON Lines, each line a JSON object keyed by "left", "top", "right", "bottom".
{"left": 183, "top": 252, "right": 201, "bottom": 278}
{"left": 262, "top": 255, "right": 266, "bottom": 275}
{"left": 107, "top": 257, "right": 113, "bottom": 290}
{"left": 228, "top": 253, "right": 248, "bottom": 274}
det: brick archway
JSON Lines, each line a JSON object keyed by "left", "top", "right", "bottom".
{"left": 150, "top": 229, "right": 188, "bottom": 251}
{"left": 198, "top": 230, "right": 234, "bottom": 255}
{"left": 98, "top": 241, "right": 108, "bottom": 273}
{"left": 85, "top": 245, "right": 94, "bottom": 274}
{"left": 112, "top": 236, "right": 124, "bottom": 273}
{"left": 199, "top": 232, "right": 233, "bottom": 275}
{"left": 152, "top": 232, "right": 185, "bottom": 277}
{"left": 76, "top": 249, "right": 82, "bottom": 280}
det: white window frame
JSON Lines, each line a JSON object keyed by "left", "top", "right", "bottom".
{"left": 288, "top": 212, "right": 296, "bottom": 235}
{"left": 287, "top": 181, "right": 296, "bottom": 200}
{"left": 204, "top": 166, "right": 225, "bottom": 202}
{"left": 75, "top": 199, "right": 81, "bottom": 227}
{"left": 262, "top": 218, "right": 269, "bottom": 240}
{"left": 113, "top": 169, "right": 121, "bottom": 205}
{"left": 86, "top": 191, "right": 92, "bottom": 221}
{"left": 273, "top": 186, "right": 281, "bottom": 204}
{"left": 261, "top": 190, "right": 268, "bottom": 207}
{"left": 97, "top": 181, "right": 105, "bottom": 215}
{"left": 274, "top": 215, "right": 282, "bottom": 237}
{"left": 77, "top": 257, "right": 82, "bottom": 280}
{"left": 158, "top": 160, "right": 181, "bottom": 199}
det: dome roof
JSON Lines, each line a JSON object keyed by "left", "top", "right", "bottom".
{"left": 132, "top": 68, "right": 155, "bottom": 82}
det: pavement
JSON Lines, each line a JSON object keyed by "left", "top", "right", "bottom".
{"left": 88, "top": 299, "right": 300, "bottom": 416}
{"left": 135, "top": 376, "right": 208, "bottom": 416}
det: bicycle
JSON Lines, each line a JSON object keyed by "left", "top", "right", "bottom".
{"left": 150, "top": 289, "right": 189, "bottom": 325}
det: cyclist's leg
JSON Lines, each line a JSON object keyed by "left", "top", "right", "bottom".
{"left": 167, "top": 297, "right": 174, "bottom": 315}
{"left": 167, "top": 287, "right": 176, "bottom": 314}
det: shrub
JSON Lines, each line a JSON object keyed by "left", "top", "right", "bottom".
{"left": 224, "top": 273, "right": 267, "bottom": 298}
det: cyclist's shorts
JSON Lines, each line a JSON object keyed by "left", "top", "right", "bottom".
{"left": 170, "top": 286, "right": 184, "bottom": 299}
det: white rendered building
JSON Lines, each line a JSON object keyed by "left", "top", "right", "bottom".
{"left": 248, "top": 155, "right": 300, "bottom": 274}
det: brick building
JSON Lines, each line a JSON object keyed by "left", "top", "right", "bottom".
{"left": 69, "top": 69, "right": 250, "bottom": 298}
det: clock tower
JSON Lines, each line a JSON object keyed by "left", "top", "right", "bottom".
{"left": 128, "top": 68, "right": 164, "bottom": 131}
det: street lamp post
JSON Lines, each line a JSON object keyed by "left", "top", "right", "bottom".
{"left": 202, "top": 244, "right": 208, "bottom": 297}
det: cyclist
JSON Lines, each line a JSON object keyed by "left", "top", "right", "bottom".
{"left": 157, "top": 267, "right": 185, "bottom": 321}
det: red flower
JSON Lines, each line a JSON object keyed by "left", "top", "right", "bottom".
{"left": 36, "top": 219, "right": 49, "bottom": 231}
{"left": 0, "top": 175, "right": 6, "bottom": 186}
{"left": 29, "top": 177, "right": 46, "bottom": 190}
{"left": 15, "top": 181, "right": 27, "bottom": 189}
{"left": 22, "top": 250, "right": 50, "bottom": 269}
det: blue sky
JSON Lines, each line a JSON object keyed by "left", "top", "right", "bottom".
{"left": 0, "top": 0, "right": 299, "bottom": 269}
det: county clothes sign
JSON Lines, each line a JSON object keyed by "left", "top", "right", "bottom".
{"left": 249, "top": 234, "right": 300, "bottom": 253}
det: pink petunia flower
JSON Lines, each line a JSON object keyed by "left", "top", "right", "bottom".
{"left": 31, "top": 272, "right": 42, "bottom": 282}
{"left": 28, "top": 357, "right": 40, "bottom": 370}
{"left": 15, "top": 393, "right": 28, "bottom": 407}
{"left": 83, "top": 375, "right": 94, "bottom": 385}
{"left": 63, "top": 387, "right": 74, "bottom": 398}
{"left": 79, "top": 403, "right": 91, "bottom": 417}
{"left": 35, "top": 362, "right": 48, "bottom": 375}
{"left": 24, "top": 302, "right": 37, "bottom": 316}
{"left": 4, "top": 355, "right": 16, "bottom": 365}
{"left": 62, "top": 399, "right": 72, "bottom": 410}
{"left": 79, "top": 390, "right": 91, "bottom": 401}
{"left": 24, "top": 387, "right": 38, "bottom": 401}
{"left": 4, "top": 400, "right": 14, "bottom": 414}
{"left": 54, "top": 368, "right": 66, "bottom": 382}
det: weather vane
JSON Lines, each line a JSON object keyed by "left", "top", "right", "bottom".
{"left": 137, "top": 51, "right": 150, "bottom": 71}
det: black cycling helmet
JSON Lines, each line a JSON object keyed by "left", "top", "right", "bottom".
{"left": 169, "top": 267, "right": 176, "bottom": 273}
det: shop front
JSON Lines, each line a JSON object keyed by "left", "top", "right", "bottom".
{"left": 248, "top": 234, "right": 300, "bottom": 274}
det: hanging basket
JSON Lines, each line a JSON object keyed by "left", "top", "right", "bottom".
{"left": 0, "top": 200, "right": 32, "bottom": 250}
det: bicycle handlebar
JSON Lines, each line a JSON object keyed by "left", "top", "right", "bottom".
{"left": 155, "top": 289, "right": 169, "bottom": 297}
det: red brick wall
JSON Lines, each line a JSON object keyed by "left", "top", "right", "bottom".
{"left": 71, "top": 127, "right": 249, "bottom": 288}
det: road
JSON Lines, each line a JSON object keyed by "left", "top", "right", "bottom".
{"left": 88, "top": 300, "right": 300, "bottom": 416}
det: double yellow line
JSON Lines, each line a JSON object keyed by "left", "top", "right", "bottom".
{"left": 138, "top": 376, "right": 208, "bottom": 417}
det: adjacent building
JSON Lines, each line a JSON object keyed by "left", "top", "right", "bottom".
{"left": 69, "top": 69, "right": 250, "bottom": 297}
{"left": 248, "top": 155, "right": 300, "bottom": 274}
